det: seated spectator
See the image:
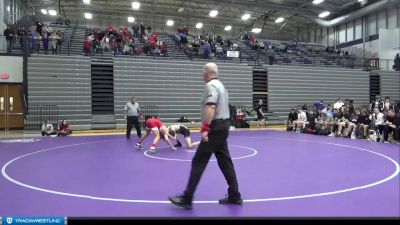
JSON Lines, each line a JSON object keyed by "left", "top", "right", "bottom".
{"left": 57, "top": 120, "right": 71, "bottom": 137}
{"left": 356, "top": 108, "right": 370, "bottom": 139}
{"left": 383, "top": 109, "right": 400, "bottom": 143}
{"left": 293, "top": 108, "right": 307, "bottom": 132}
{"left": 333, "top": 98, "right": 345, "bottom": 110}
{"left": 305, "top": 110, "right": 317, "bottom": 134}
{"left": 287, "top": 108, "right": 298, "bottom": 131}
{"left": 41, "top": 120, "right": 56, "bottom": 136}
{"left": 315, "top": 111, "right": 330, "bottom": 135}
{"left": 383, "top": 96, "right": 394, "bottom": 113}
{"left": 369, "top": 107, "right": 385, "bottom": 142}
{"left": 314, "top": 100, "right": 325, "bottom": 116}
{"left": 370, "top": 95, "right": 383, "bottom": 112}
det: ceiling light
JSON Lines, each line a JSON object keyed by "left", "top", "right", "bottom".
{"left": 318, "top": 11, "right": 330, "bottom": 18}
{"left": 83, "top": 0, "right": 90, "bottom": 4}
{"left": 241, "top": 13, "right": 251, "bottom": 20}
{"left": 128, "top": 17, "right": 135, "bottom": 23}
{"left": 84, "top": 12, "right": 93, "bottom": 19}
{"left": 275, "top": 17, "right": 284, "bottom": 23}
{"left": 196, "top": 23, "right": 203, "bottom": 29}
{"left": 224, "top": 25, "right": 232, "bottom": 31}
{"left": 209, "top": 10, "right": 218, "bottom": 17}
{"left": 251, "top": 28, "right": 262, "bottom": 33}
{"left": 177, "top": 7, "right": 184, "bottom": 12}
{"left": 132, "top": 1, "right": 141, "bottom": 10}
{"left": 41, "top": 9, "right": 48, "bottom": 15}
{"left": 48, "top": 10, "right": 57, "bottom": 16}
{"left": 166, "top": 20, "right": 174, "bottom": 26}
{"left": 312, "top": 0, "right": 324, "bottom": 5}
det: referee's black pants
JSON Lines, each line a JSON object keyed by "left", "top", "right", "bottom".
{"left": 126, "top": 116, "right": 141, "bottom": 139}
{"left": 184, "top": 119, "right": 241, "bottom": 200}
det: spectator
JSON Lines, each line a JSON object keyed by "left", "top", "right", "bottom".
{"left": 57, "top": 32, "right": 63, "bottom": 54}
{"left": 393, "top": 53, "right": 400, "bottom": 71}
{"left": 314, "top": 100, "right": 325, "bottom": 116}
{"left": 41, "top": 120, "right": 56, "bottom": 136}
{"left": 140, "top": 22, "right": 146, "bottom": 37}
{"left": 50, "top": 32, "right": 60, "bottom": 54}
{"left": 293, "top": 108, "right": 307, "bottom": 132}
{"left": 369, "top": 107, "right": 385, "bottom": 142}
{"left": 370, "top": 95, "right": 383, "bottom": 112}
{"left": 266, "top": 46, "right": 275, "bottom": 65}
{"left": 383, "top": 96, "right": 394, "bottom": 113}
{"left": 34, "top": 32, "right": 42, "bottom": 54}
{"left": 3, "top": 24, "right": 14, "bottom": 54}
{"left": 30, "top": 31, "right": 35, "bottom": 53}
{"left": 334, "top": 98, "right": 345, "bottom": 110}
{"left": 287, "top": 108, "right": 298, "bottom": 131}
{"left": 356, "top": 108, "right": 370, "bottom": 139}
{"left": 42, "top": 33, "right": 49, "bottom": 54}
{"left": 383, "top": 109, "right": 400, "bottom": 143}
{"left": 132, "top": 22, "right": 140, "bottom": 38}
{"left": 83, "top": 36, "right": 91, "bottom": 56}
{"left": 17, "top": 27, "right": 27, "bottom": 51}
{"left": 57, "top": 120, "right": 71, "bottom": 136}
{"left": 35, "top": 21, "right": 43, "bottom": 36}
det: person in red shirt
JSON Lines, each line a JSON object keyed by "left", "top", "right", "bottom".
{"left": 136, "top": 116, "right": 176, "bottom": 153}
{"left": 57, "top": 120, "right": 71, "bottom": 136}
{"left": 83, "top": 36, "right": 91, "bottom": 56}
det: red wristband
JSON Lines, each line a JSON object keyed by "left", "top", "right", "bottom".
{"left": 201, "top": 123, "right": 211, "bottom": 132}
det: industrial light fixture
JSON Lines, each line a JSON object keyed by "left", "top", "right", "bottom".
{"left": 83, "top": 0, "right": 90, "bottom": 4}
{"left": 241, "top": 13, "right": 251, "bottom": 20}
{"left": 209, "top": 10, "right": 218, "bottom": 17}
{"left": 177, "top": 7, "right": 184, "bottom": 12}
{"left": 318, "top": 11, "right": 330, "bottom": 18}
{"left": 132, "top": 1, "right": 141, "bottom": 10}
{"left": 84, "top": 12, "right": 93, "bottom": 19}
{"left": 251, "top": 28, "right": 262, "bottom": 33}
{"left": 41, "top": 9, "right": 48, "bottom": 15}
{"left": 128, "top": 17, "right": 135, "bottom": 23}
{"left": 312, "top": 0, "right": 324, "bottom": 5}
{"left": 48, "top": 10, "right": 57, "bottom": 16}
{"left": 196, "top": 23, "right": 203, "bottom": 29}
{"left": 166, "top": 20, "right": 174, "bottom": 26}
{"left": 224, "top": 25, "right": 232, "bottom": 31}
{"left": 275, "top": 17, "right": 284, "bottom": 23}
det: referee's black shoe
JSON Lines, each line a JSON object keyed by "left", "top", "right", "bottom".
{"left": 168, "top": 195, "right": 192, "bottom": 209}
{"left": 218, "top": 195, "right": 243, "bottom": 205}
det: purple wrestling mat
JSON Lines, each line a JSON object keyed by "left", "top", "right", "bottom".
{"left": 0, "top": 130, "right": 399, "bottom": 217}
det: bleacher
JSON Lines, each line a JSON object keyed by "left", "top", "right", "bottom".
{"left": 267, "top": 65, "right": 371, "bottom": 120}
{"left": 113, "top": 57, "right": 253, "bottom": 129}
{"left": 27, "top": 55, "right": 92, "bottom": 130}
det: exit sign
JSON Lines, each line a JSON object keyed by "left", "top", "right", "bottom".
{"left": 1, "top": 74, "right": 9, "bottom": 79}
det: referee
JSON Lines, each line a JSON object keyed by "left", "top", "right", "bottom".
{"left": 124, "top": 96, "right": 142, "bottom": 139}
{"left": 169, "top": 63, "right": 242, "bottom": 209}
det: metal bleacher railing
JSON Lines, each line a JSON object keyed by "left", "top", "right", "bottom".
{"left": 25, "top": 105, "right": 59, "bottom": 130}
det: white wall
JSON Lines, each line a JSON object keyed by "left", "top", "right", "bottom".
{"left": 367, "top": 13, "right": 377, "bottom": 35}
{"left": 0, "top": 56, "right": 23, "bottom": 83}
{"left": 379, "top": 28, "right": 400, "bottom": 70}
{"left": 355, "top": 18, "right": 362, "bottom": 39}
{"left": 347, "top": 22, "right": 354, "bottom": 42}
{"left": 339, "top": 24, "right": 346, "bottom": 43}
